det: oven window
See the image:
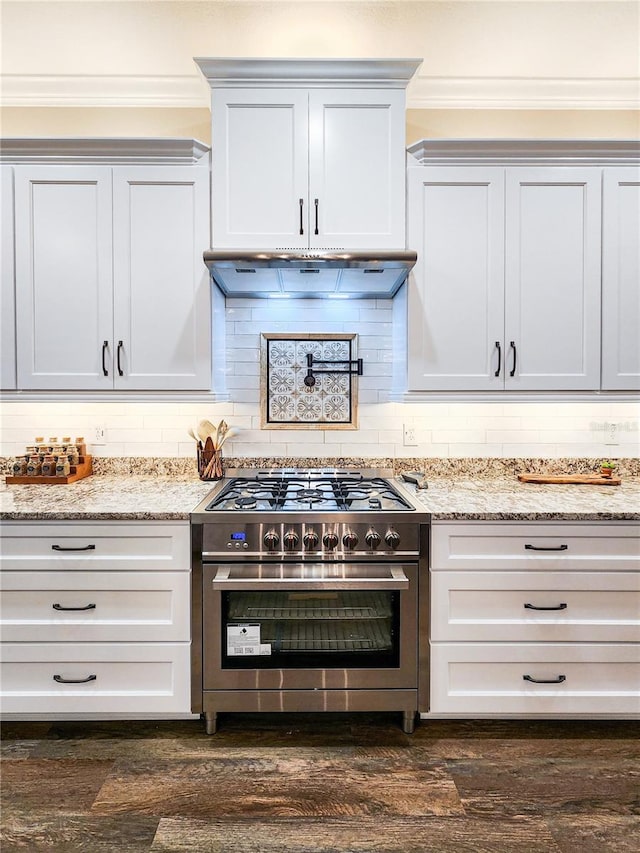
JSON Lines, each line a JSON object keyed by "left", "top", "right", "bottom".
{"left": 221, "top": 589, "right": 400, "bottom": 669}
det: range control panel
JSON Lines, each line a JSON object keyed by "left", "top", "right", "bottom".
{"left": 202, "top": 522, "right": 422, "bottom": 559}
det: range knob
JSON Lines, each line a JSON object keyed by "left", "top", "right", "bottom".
{"left": 263, "top": 529, "right": 280, "bottom": 551}
{"left": 283, "top": 529, "right": 300, "bottom": 551}
{"left": 343, "top": 530, "right": 359, "bottom": 550}
{"left": 303, "top": 530, "right": 319, "bottom": 550}
{"left": 365, "top": 528, "right": 381, "bottom": 549}
{"left": 385, "top": 529, "right": 401, "bottom": 550}
{"left": 323, "top": 530, "right": 339, "bottom": 550}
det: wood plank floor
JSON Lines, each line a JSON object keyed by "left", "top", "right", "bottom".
{"left": 1, "top": 714, "right": 639, "bottom": 852}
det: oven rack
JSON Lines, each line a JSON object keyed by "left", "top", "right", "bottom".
{"left": 227, "top": 591, "right": 392, "bottom": 621}
{"left": 258, "top": 619, "right": 393, "bottom": 652}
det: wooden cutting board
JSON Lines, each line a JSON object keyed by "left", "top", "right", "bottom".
{"left": 518, "top": 473, "right": 621, "bottom": 486}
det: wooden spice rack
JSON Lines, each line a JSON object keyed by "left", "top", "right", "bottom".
{"left": 6, "top": 455, "right": 93, "bottom": 485}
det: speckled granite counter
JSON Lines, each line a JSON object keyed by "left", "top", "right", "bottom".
{"left": 401, "top": 477, "right": 640, "bottom": 521}
{"left": 1, "top": 470, "right": 639, "bottom": 522}
{"left": 0, "top": 475, "right": 214, "bottom": 521}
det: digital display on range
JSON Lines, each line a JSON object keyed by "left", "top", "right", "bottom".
{"left": 230, "top": 532, "right": 246, "bottom": 541}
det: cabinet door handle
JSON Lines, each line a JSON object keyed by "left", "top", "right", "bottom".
{"left": 494, "top": 341, "right": 502, "bottom": 377}
{"left": 101, "top": 340, "right": 109, "bottom": 376}
{"left": 524, "top": 544, "right": 568, "bottom": 552}
{"left": 53, "top": 674, "right": 97, "bottom": 684}
{"left": 524, "top": 602, "right": 567, "bottom": 611}
{"left": 509, "top": 341, "right": 517, "bottom": 377}
{"left": 314, "top": 198, "right": 319, "bottom": 235}
{"left": 53, "top": 602, "right": 96, "bottom": 611}
{"left": 299, "top": 198, "right": 304, "bottom": 235}
{"left": 52, "top": 544, "right": 96, "bottom": 552}
{"left": 117, "top": 340, "right": 124, "bottom": 376}
{"left": 523, "top": 674, "right": 566, "bottom": 684}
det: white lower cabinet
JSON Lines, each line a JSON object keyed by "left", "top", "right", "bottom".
{"left": 427, "top": 520, "right": 640, "bottom": 718}
{"left": 0, "top": 520, "right": 193, "bottom": 719}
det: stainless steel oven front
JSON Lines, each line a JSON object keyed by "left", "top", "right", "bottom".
{"left": 190, "top": 469, "right": 429, "bottom": 734}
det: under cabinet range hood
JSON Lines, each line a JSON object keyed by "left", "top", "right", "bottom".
{"left": 203, "top": 250, "right": 417, "bottom": 299}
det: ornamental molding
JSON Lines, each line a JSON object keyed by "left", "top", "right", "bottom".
{"left": 2, "top": 72, "right": 638, "bottom": 111}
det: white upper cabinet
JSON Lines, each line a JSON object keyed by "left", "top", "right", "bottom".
{"left": 10, "top": 140, "right": 211, "bottom": 391}
{"left": 198, "top": 59, "right": 419, "bottom": 251}
{"left": 1, "top": 166, "right": 16, "bottom": 390}
{"left": 112, "top": 167, "right": 211, "bottom": 391}
{"left": 602, "top": 168, "right": 640, "bottom": 390}
{"left": 504, "top": 168, "right": 602, "bottom": 391}
{"left": 407, "top": 144, "right": 607, "bottom": 392}
{"left": 15, "top": 166, "right": 114, "bottom": 391}
{"left": 407, "top": 167, "right": 506, "bottom": 391}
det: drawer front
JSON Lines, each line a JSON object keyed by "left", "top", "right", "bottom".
{"left": 0, "top": 571, "right": 190, "bottom": 642}
{"left": 0, "top": 643, "right": 191, "bottom": 714}
{"left": 431, "top": 571, "right": 640, "bottom": 642}
{"left": 431, "top": 521, "right": 640, "bottom": 572}
{"left": 430, "top": 642, "right": 640, "bottom": 715}
{"left": 0, "top": 522, "right": 190, "bottom": 572}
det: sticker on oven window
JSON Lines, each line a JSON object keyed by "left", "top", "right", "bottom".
{"left": 227, "top": 624, "right": 263, "bottom": 656}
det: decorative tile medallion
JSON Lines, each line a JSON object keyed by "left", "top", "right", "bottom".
{"left": 261, "top": 333, "right": 359, "bottom": 429}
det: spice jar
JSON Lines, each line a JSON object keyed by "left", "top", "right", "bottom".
{"left": 41, "top": 454, "right": 57, "bottom": 476}
{"left": 12, "top": 456, "right": 27, "bottom": 476}
{"left": 67, "top": 446, "right": 79, "bottom": 466}
{"left": 55, "top": 457, "right": 71, "bottom": 477}
{"left": 27, "top": 455, "right": 42, "bottom": 476}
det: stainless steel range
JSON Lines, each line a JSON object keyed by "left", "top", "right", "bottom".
{"left": 190, "top": 468, "right": 429, "bottom": 734}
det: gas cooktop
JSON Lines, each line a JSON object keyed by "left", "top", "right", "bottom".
{"left": 204, "top": 469, "right": 414, "bottom": 513}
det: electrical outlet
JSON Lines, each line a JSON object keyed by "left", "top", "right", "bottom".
{"left": 403, "top": 424, "right": 417, "bottom": 446}
{"left": 605, "top": 422, "right": 620, "bottom": 445}
{"left": 92, "top": 424, "right": 107, "bottom": 445}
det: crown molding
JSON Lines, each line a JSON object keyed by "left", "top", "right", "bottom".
{"left": 1, "top": 72, "right": 638, "bottom": 111}
{"left": 407, "top": 76, "right": 640, "bottom": 110}
{"left": 0, "top": 74, "right": 210, "bottom": 108}
{"left": 406, "top": 138, "right": 640, "bottom": 166}
{"left": 0, "top": 137, "right": 210, "bottom": 165}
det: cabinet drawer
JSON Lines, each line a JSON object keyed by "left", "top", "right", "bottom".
{"left": 431, "top": 522, "right": 640, "bottom": 572}
{"left": 430, "top": 643, "right": 640, "bottom": 716}
{"left": 0, "top": 643, "right": 191, "bottom": 714}
{"left": 431, "top": 571, "right": 640, "bottom": 642}
{"left": 0, "top": 522, "right": 190, "bottom": 572}
{"left": 0, "top": 571, "right": 190, "bottom": 642}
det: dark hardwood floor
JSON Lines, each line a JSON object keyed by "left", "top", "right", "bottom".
{"left": 1, "top": 714, "right": 639, "bottom": 852}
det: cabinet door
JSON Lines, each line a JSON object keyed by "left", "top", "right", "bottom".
{"left": 211, "top": 88, "right": 308, "bottom": 249}
{"left": 14, "top": 167, "right": 113, "bottom": 390}
{"left": 308, "top": 89, "right": 406, "bottom": 250}
{"left": 112, "top": 167, "right": 211, "bottom": 390}
{"left": 407, "top": 167, "right": 505, "bottom": 391}
{"left": 504, "top": 168, "right": 602, "bottom": 390}
{"left": 602, "top": 168, "right": 640, "bottom": 390}
{"left": 1, "top": 166, "right": 16, "bottom": 389}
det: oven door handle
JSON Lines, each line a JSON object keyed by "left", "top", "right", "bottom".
{"left": 210, "top": 565, "right": 409, "bottom": 591}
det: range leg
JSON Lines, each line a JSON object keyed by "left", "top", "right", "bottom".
{"left": 402, "top": 710, "right": 416, "bottom": 734}
{"left": 205, "top": 712, "right": 218, "bottom": 735}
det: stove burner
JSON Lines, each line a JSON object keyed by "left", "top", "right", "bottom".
{"left": 291, "top": 488, "right": 326, "bottom": 502}
{"left": 235, "top": 496, "right": 257, "bottom": 509}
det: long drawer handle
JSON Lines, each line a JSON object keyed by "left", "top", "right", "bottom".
{"left": 117, "top": 340, "right": 124, "bottom": 376}
{"left": 53, "top": 602, "right": 96, "bottom": 612}
{"left": 52, "top": 544, "right": 96, "bottom": 552}
{"left": 524, "top": 602, "right": 567, "bottom": 611}
{"left": 299, "top": 198, "right": 304, "bottom": 235}
{"left": 53, "top": 674, "right": 97, "bottom": 684}
{"left": 509, "top": 340, "right": 517, "bottom": 377}
{"left": 524, "top": 544, "right": 568, "bottom": 552}
{"left": 314, "top": 198, "right": 319, "bottom": 235}
{"left": 523, "top": 674, "right": 566, "bottom": 684}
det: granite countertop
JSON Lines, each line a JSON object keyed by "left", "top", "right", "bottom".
{"left": 0, "top": 475, "right": 215, "bottom": 521}
{"left": 403, "top": 477, "right": 640, "bottom": 521}
{"left": 1, "top": 471, "right": 639, "bottom": 521}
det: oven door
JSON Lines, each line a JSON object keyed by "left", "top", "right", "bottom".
{"left": 202, "top": 562, "right": 418, "bottom": 691}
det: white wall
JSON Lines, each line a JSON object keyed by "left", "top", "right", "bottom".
{"left": 1, "top": 296, "right": 638, "bottom": 459}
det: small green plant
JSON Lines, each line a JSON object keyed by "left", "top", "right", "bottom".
{"left": 601, "top": 460, "right": 616, "bottom": 470}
